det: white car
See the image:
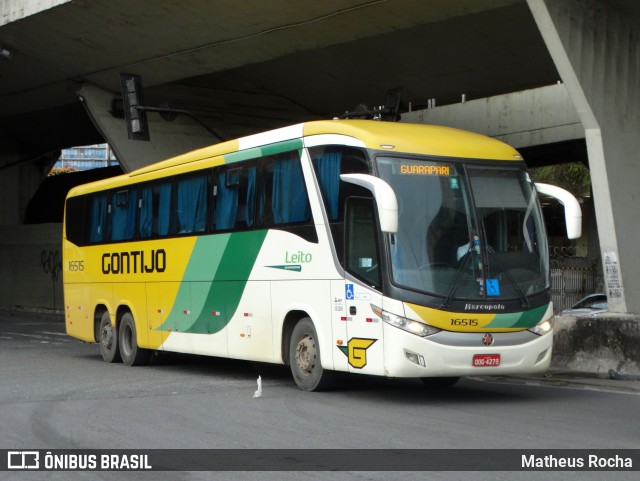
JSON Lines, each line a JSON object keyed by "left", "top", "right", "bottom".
{"left": 560, "top": 294, "right": 608, "bottom": 317}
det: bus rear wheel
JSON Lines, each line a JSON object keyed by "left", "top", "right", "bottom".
{"left": 99, "top": 311, "right": 121, "bottom": 363}
{"left": 289, "top": 318, "right": 333, "bottom": 391}
{"left": 118, "top": 312, "right": 151, "bottom": 366}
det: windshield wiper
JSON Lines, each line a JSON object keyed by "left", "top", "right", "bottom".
{"left": 441, "top": 244, "right": 532, "bottom": 309}
{"left": 440, "top": 246, "right": 474, "bottom": 308}
{"left": 486, "top": 246, "right": 530, "bottom": 309}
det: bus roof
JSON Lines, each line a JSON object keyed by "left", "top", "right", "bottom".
{"left": 68, "top": 120, "right": 522, "bottom": 196}
{"left": 303, "top": 120, "right": 521, "bottom": 161}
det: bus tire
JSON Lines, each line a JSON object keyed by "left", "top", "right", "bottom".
{"left": 118, "top": 312, "right": 151, "bottom": 366}
{"left": 99, "top": 311, "right": 121, "bottom": 363}
{"left": 420, "top": 377, "right": 460, "bottom": 388}
{"left": 289, "top": 317, "right": 333, "bottom": 391}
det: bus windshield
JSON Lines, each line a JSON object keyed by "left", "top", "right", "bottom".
{"left": 376, "top": 157, "right": 549, "bottom": 301}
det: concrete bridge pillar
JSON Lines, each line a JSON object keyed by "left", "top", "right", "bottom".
{"left": 77, "top": 83, "right": 218, "bottom": 172}
{"left": 528, "top": 0, "right": 640, "bottom": 313}
{"left": 0, "top": 148, "right": 52, "bottom": 224}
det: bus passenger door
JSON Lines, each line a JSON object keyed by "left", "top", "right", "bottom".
{"left": 343, "top": 281, "right": 384, "bottom": 376}
{"left": 343, "top": 197, "right": 385, "bottom": 376}
{"left": 331, "top": 279, "right": 349, "bottom": 372}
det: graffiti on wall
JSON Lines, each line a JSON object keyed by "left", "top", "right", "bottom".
{"left": 40, "top": 249, "right": 62, "bottom": 309}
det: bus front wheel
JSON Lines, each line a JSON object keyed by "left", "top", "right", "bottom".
{"left": 99, "top": 311, "right": 121, "bottom": 363}
{"left": 118, "top": 312, "right": 151, "bottom": 366}
{"left": 289, "top": 318, "right": 333, "bottom": 392}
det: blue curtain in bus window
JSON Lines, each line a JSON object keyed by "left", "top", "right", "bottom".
{"left": 138, "top": 187, "right": 153, "bottom": 238}
{"left": 215, "top": 172, "right": 238, "bottom": 230}
{"left": 245, "top": 167, "right": 256, "bottom": 227}
{"left": 314, "top": 151, "right": 342, "bottom": 220}
{"left": 89, "top": 195, "right": 107, "bottom": 243}
{"left": 157, "top": 183, "right": 171, "bottom": 236}
{"left": 257, "top": 171, "right": 267, "bottom": 225}
{"left": 176, "top": 176, "right": 207, "bottom": 233}
{"left": 272, "top": 157, "right": 310, "bottom": 224}
{"left": 111, "top": 190, "right": 138, "bottom": 241}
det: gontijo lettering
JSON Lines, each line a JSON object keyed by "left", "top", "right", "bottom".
{"left": 102, "top": 249, "right": 166, "bottom": 274}
{"left": 400, "top": 164, "right": 450, "bottom": 175}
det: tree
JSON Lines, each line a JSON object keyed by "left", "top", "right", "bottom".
{"left": 48, "top": 166, "right": 78, "bottom": 176}
{"left": 529, "top": 162, "right": 591, "bottom": 198}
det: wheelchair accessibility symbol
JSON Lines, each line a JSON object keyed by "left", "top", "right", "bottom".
{"left": 486, "top": 279, "right": 501, "bottom": 297}
{"left": 345, "top": 283, "right": 354, "bottom": 300}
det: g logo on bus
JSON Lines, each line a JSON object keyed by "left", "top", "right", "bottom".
{"left": 338, "top": 338, "right": 377, "bottom": 369}
{"left": 482, "top": 333, "right": 494, "bottom": 346}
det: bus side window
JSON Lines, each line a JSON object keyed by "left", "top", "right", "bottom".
{"left": 139, "top": 182, "right": 171, "bottom": 238}
{"left": 65, "top": 196, "right": 85, "bottom": 245}
{"left": 211, "top": 165, "right": 257, "bottom": 232}
{"left": 86, "top": 193, "right": 107, "bottom": 244}
{"left": 258, "top": 152, "right": 310, "bottom": 226}
{"left": 110, "top": 189, "right": 138, "bottom": 241}
{"left": 345, "top": 196, "right": 382, "bottom": 290}
{"left": 212, "top": 168, "right": 238, "bottom": 230}
{"left": 311, "top": 146, "right": 369, "bottom": 262}
{"left": 173, "top": 174, "right": 208, "bottom": 234}
{"left": 311, "top": 146, "right": 369, "bottom": 222}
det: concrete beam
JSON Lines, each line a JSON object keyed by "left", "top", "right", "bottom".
{"left": 528, "top": 0, "right": 640, "bottom": 314}
{"left": 0, "top": 0, "right": 71, "bottom": 27}
{"left": 77, "top": 83, "right": 218, "bottom": 172}
{"left": 401, "top": 83, "right": 583, "bottom": 149}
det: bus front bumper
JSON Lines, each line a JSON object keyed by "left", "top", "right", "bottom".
{"left": 382, "top": 322, "right": 553, "bottom": 378}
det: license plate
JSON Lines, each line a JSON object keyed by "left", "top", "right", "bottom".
{"left": 472, "top": 354, "right": 501, "bottom": 367}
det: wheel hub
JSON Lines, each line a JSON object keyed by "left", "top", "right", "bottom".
{"left": 101, "top": 324, "right": 114, "bottom": 350}
{"left": 295, "top": 334, "right": 316, "bottom": 374}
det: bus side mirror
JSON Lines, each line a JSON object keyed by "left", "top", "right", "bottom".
{"left": 340, "top": 174, "right": 398, "bottom": 233}
{"left": 535, "top": 183, "right": 582, "bottom": 239}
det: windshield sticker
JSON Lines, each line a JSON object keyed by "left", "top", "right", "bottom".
{"left": 486, "top": 279, "right": 501, "bottom": 296}
{"left": 399, "top": 164, "right": 450, "bottom": 176}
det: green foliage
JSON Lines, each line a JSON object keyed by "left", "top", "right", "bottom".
{"left": 48, "top": 166, "right": 78, "bottom": 176}
{"left": 529, "top": 162, "right": 591, "bottom": 197}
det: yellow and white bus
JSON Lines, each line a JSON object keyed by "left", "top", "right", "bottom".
{"left": 63, "top": 120, "right": 580, "bottom": 391}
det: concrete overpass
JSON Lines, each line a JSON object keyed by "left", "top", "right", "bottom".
{"left": 1, "top": 0, "right": 639, "bottom": 317}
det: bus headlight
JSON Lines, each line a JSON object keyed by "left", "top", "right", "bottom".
{"left": 528, "top": 318, "right": 553, "bottom": 336}
{"left": 371, "top": 305, "right": 440, "bottom": 337}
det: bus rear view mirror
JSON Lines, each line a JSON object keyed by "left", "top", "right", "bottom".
{"left": 340, "top": 174, "right": 398, "bottom": 233}
{"left": 535, "top": 183, "right": 582, "bottom": 239}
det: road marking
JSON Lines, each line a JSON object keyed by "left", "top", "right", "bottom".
{"left": 7, "top": 332, "right": 53, "bottom": 340}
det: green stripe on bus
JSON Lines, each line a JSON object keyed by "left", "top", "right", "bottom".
{"left": 261, "top": 139, "right": 303, "bottom": 157}
{"left": 485, "top": 304, "right": 548, "bottom": 329}
{"left": 224, "top": 139, "right": 303, "bottom": 164}
{"left": 160, "top": 231, "right": 268, "bottom": 334}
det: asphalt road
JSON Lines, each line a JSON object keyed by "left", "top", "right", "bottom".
{"left": 0, "top": 311, "right": 638, "bottom": 481}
